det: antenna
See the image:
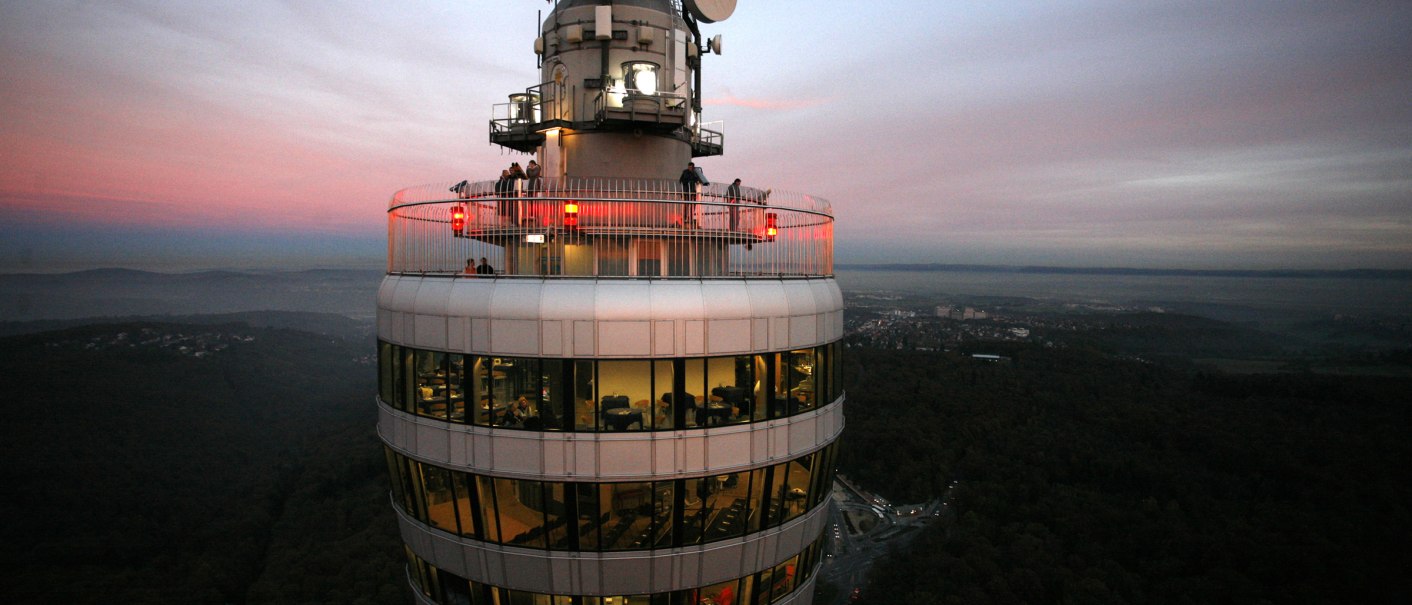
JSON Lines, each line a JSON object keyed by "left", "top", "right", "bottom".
{"left": 683, "top": 0, "right": 736, "bottom": 23}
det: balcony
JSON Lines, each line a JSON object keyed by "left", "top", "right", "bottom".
{"left": 387, "top": 178, "right": 833, "bottom": 278}
{"left": 489, "top": 82, "right": 723, "bottom": 157}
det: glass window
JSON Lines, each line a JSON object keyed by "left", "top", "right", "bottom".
{"left": 695, "top": 579, "right": 740, "bottom": 605}
{"left": 680, "top": 476, "right": 708, "bottom": 546}
{"left": 496, "top": 478, "right": 547, "bottom": 548}
{"left": 379, "top": 341, "right": 395, "bottom": 404}
{"left": 707, "top": 356, "right": 753, "bottom": 426}
{"left": 470, "top": 356, "right": 494, "bottom": 426}
{"left": 405, "top": 459, "right": 429, "bottom": 523}
{"left": 494, "top": 358, "right": 540, "bottom": 428}
{"left": 651, "top": 480, "right": 674, "bottom": 548}
{"left": 636, "top": 240, "right": 662, "bottom": 276}
{"left": 414, "top": 350, "right": 449, "bottom": 419}
{"left": 399, "top": 345, "right": 416, "bottom": 412}
{"left": 406, "top": 545, "right": 431, "bottom": 598}
{"left": 703, "top": 470, "right": 754, "bottom": 541}
{"left": 440, "top": 568, "right": 475, "bottom": 605}
{"left": 765, "top": 463, "right": 787, "bottom": 527}
{"left": 598, "top": 240, "right": 628, "bottom": 276}
{"left": 451, "top": 471, "right": 480, "bottom": 540}
{"left": 449, "top": 354, "right": 468, "bottom": 423}
{"left": 651, "top": 359, "right": 673, "bottom": 430}
{"left": 598, "top": 361, "right": 651, "bottom": 432}
{"left": 575, "top": 482, "right": 601, "bottom": 550}
{"left": 421, "top": 465, "right": 460, "bottom": 534}
{"left": 742, "top": 467, "right": 767, "bottom": 535}
{"left": 385, "top": 447, "right": 412, "bottom": 514}
{"left": 769, "top": 555, "right": 800, "bottom": 602}
{"left": 753, "top": 354, "right": 771, "bottom": 421}
{"left": 574, "top": 360, "right": 596, "bottom": 431}
{"left": 600, "top": 482, "right": 653, "bottom": 550}
{"left": 476, "top": 475, "right": 500, "bottom": 543}
{"left": 779, "top": 454, "right": 813, "bottom": 523}
{"left": 544, "top": 482, "right": 571, "bottom": 549}
{"left": 666, "top": 238, "right": 695, "bottom": 277}
{"left": 783, "top": 349, "right": 816, "bottom": 412}
{"left": 737, "top": 574, "right": 758, "bottom": 605}
{"left": 541, "top": 360, "right": 568, "bottom": 431}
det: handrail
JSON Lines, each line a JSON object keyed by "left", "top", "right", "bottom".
{"left": 387, "top": 178, "right": 833, "bottom": 278}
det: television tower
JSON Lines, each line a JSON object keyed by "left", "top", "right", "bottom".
{"left": 377, "top": 2, "right": 843, "bottom": 602}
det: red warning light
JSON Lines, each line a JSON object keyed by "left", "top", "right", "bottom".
{"left": 764, "top": 212, "right": 777, "bottom": 241}
{"left": 451, "top": 204, "right": 466, "bottom": 235}
{"left": 564, "top": 201, "right": 579, "bottom": 230}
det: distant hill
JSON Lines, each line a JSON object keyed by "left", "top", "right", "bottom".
{"left": 0, "top": 310, "right": 374, "bottom": 341}
{"left": 0, "top": 321, "right": 401, "bottom": 604}
{"left": 836, "top": 263, "right": 1412, "bottom": 280}
{"left": 0, "top": 268, "right": 382, "bottom": 322}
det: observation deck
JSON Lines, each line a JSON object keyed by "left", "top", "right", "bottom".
{"left": 387, "top": 178, "right": 832, "bottom": 278}
{"left": 489, "top": 83, "right": 725, "bottom": 158}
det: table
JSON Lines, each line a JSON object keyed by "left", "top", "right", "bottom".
{"left": 705, "top": 401, "right": 733, "bottom": 425}
{"left": 603, "top": 407, "right": 643, "bottom": 431}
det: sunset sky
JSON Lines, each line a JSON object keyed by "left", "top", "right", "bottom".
{"left": 2, "top": 1, "right": 1410, "bottom": 272}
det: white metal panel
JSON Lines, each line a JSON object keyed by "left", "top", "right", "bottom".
{"left": 573, "top": 320, "right": 595, "bottom": 356}
{"left": 490, "top": 280, "right": 544, "bottom": 320}
{"left": 539, "top": 279, "right": 597, "bottom": 319}
{"left": 416, "top": 422, "right": 448, "bottom": 460}
{"left": 541, "top": 320, "right": 563, "bottom": 356}
{"left": 706, "top": 318, "right": 751, "bottom": 353}
{"left": 414, "top": 314, "right": 448, "bottom": 349}
{"left": 706, "top": 430, "right": 751, "bottom": 469}
{"left": 685, "top": 320, "right": 705, "bottom": 354}
{"left": 780, "top": 280, "right": 818, "bottom": 318}
{"left": 492, "top": 434, "right": 544, "bottom": 475}
{"left": 491, "top": 318, "right": 540, "bottom": 355}
{"left": 788, "top": 315, "right": 816, "bottom": 348}
{"left": 648, "top": 280, "right": 705, "bottom": 319}
{"left": 594, "top": 281, "right": 653, "bottom": 320}
{"left": 391, "top": 275, "right": 423, "bottom": 313}
{"left": 413, "top": 277, "right": 453, "bottom": 315}
{"left": 470, "top": 318, "right": 491, "bottom": 353}
{"left": 377, "top": 275, "right": 401, "bottom": 309}
{"left": 598, "top": 320, "right": 652, "bottom": 356}
{"left": 594, "top": 5, "right": 612, "bottom": 40}
{"left": 699, "top": 280, "right": 753, "bottom": 317}
{"left": 599, "top": 439, "right": 651, "bottom": 476}
{"left": 744, "top": 280, "right": 789, "bottom": 318}
{"left": 446, "top": 278, "right": 496, "bottom": 317}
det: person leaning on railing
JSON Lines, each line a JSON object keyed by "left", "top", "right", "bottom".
{"left": 727, "top": 178, "right": 742, "bottom": 230}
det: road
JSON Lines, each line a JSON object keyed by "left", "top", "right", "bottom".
{"left": 815, "top": 477, "right": 956, "bottom": 605}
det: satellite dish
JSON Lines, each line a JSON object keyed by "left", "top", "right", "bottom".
{"left": 708, "top": 35, "right": 722, "bottom": 55}
{"left": 684, "top": 0, "right": 736, "bottom": 23}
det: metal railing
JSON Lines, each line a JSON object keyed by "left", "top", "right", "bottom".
{"left": 388, "top": 178, "right": 833, "bottom": 278}
{"left": 489, "top": 81, "right": 569, "bottom": 138}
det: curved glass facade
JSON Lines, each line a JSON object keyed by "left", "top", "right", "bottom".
{"left": 385, "top": 443, "right": 837, "bottom": 551}
{"left": 378, "top": 342, "right": 842, "bottom": 432}
{"left": 405, "top": 535, "right": 826, "bottom": 605}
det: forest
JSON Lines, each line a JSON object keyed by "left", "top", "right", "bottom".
{"left": 3, "top": 313, "right": 1409, "bottom": 604}
{"left": 0, "top": 320, "right": 403, "bottom": 604}
{"left": 840, "top": 341, "right": 1412, "bottom": 604}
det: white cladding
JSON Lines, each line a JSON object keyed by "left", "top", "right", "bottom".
{"left": 379, "top": 276, "right": 844, "bottom": 358}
